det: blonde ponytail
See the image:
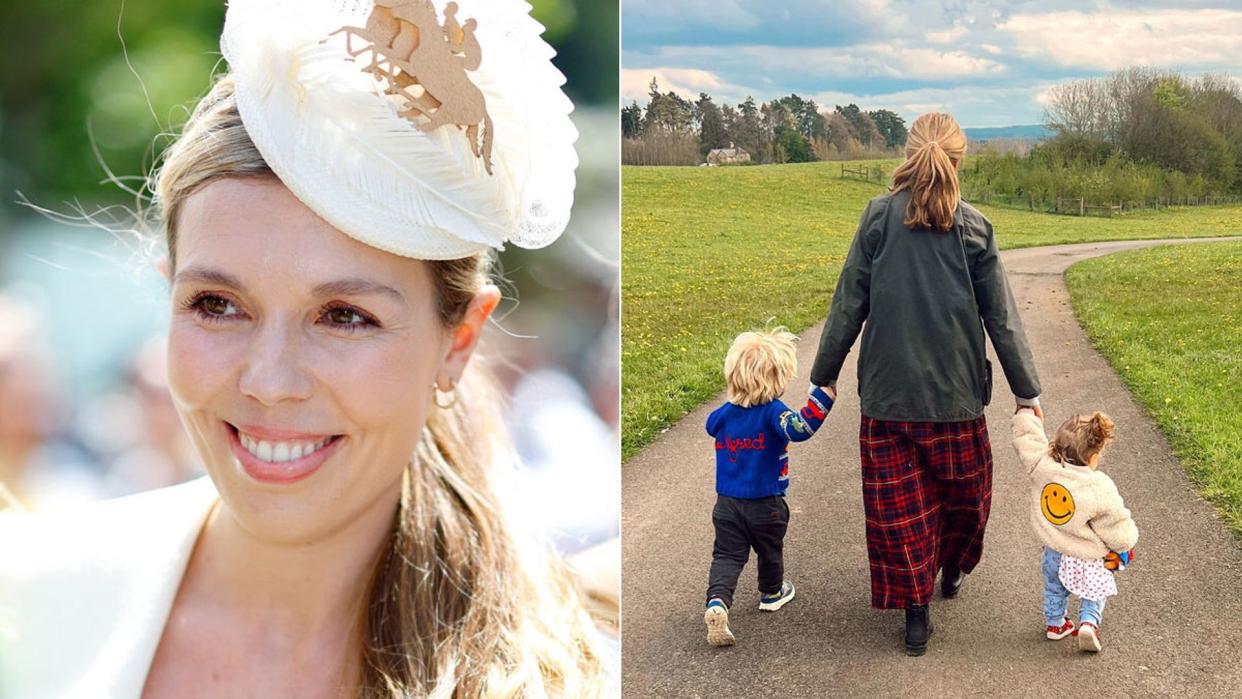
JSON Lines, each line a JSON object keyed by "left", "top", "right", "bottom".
{"left": 890, "top": 112, "right": 967, "bottom": 232}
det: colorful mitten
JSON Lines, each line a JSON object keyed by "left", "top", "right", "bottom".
{"left": 1103, "top": 549, "right": 1134, "bottom": 571}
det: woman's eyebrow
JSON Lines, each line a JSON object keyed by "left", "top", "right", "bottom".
{"left": 173, "top": 266, "right": 244, "bottom": 290}
{"left": 313, "top": 278, "right": 405, "bottom": 303}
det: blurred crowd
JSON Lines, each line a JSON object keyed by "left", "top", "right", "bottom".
{"left": 0, "top": 298, "right": 196, "bottom": 512}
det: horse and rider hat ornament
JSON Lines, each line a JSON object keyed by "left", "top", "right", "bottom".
{"left": 221, "top": 0, "right": 578, "bottom": 260}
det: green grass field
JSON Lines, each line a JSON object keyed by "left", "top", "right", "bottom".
{"left": 1067, "top": 242, "right": 1242, "bottom": 539}
{"left": 622, "top": 160, "right": 1242, "bottom": 460}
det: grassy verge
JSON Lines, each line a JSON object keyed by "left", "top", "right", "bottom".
{"left": 1066, "top": 241, "right": 1242, "bottom": 540}
{"left": 621, "top": 160, "right": 1242, "bottom": 460}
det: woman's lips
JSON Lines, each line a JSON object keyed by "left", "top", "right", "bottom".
{"left": 225, "top": 422, "right": 343, "bottom": 485}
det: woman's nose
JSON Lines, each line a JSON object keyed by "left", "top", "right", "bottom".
{"left": 237, "top": 320, "right": 314, "bottom": 406}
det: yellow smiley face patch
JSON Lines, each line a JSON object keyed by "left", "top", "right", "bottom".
{"left": 1041, "top": 483, "right": 1075, "bottom": 525}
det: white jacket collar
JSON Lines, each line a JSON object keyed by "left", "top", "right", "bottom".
{"left": 0, "top": 477, "right": 218, "bottom": 698}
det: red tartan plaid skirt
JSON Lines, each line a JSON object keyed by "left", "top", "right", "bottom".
{"left": 859, "top": 415, "right": 993, "bottom": 609}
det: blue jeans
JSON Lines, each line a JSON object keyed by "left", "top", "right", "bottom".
{"left": 1042, "top": 547, "right": 1105, "bottom": 627}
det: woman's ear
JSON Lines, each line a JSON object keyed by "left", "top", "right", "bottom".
{"left": 156, "top": 255, "right": 172, "bottom": 283}
{"left": 438, "top": 285, "right": 502, "bottom": 386}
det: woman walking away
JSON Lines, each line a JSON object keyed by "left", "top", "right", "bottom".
{"left": 810, "top": 112, "right": 1042, "bottom": 656}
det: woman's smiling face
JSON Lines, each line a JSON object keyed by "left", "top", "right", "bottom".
{"left": 166, "top": 177, "right": 452, "bottom": 543}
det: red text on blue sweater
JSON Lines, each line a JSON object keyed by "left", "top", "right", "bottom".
{"left": 716, "top": 433, "right": 766, "bottom": 462}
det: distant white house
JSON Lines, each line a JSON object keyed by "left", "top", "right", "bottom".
{"left": 706, "top": 143, "right": 751, "bottom": 166}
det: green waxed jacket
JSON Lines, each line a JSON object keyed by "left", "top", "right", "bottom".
{"left": 810, "top": 190, "right": 1041, "bottom": 422}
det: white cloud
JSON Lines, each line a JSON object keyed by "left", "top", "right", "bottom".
{"left": 997, "top": 8, "right": 1242, "bottom": 70}
{"left": 620, "top": 68, "right": 755, "bottom": 104}
{"left": 1033, "top": 84, "right": 1059, "bottom": 107}
{"left": 926, "top": 25, "right": 968, "bottom": 44}
{"left": 656, "top": 44, "right": 1005, "bottom": 81}
{"left": 877, "top": 45, "right": 1005, "bottom": 78}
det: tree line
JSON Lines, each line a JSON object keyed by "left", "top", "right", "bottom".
{"left": 965, "top": 68, "right": 1242, "bottom": 209}
{"left": 622, "top": 78, "right": 907, "bottom": 165}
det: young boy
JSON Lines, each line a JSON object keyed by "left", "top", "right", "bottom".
{"left": 704, "top": 327, "right": 835, "bottom": 646}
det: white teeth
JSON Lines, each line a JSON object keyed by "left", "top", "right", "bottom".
{"left": 237, "top": 429, "right": 331, "bottom": 464}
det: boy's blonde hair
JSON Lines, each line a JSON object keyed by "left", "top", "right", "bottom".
{"left": 1050, "top": 412, "right": 1116, "bottom": 465}
{"left": 724, "top": 327, "right": 798, "bottom": 408}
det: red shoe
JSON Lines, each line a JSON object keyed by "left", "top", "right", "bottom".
{"left": 1045, "top": 618, "right": 1075, "bottom": 640}
{"left": 1076, "top": 621, "right": 1102, "bottom": 652}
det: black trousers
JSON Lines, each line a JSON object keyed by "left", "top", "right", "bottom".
{"left": 705, "top": 494, "right": 790, "bottom": 608}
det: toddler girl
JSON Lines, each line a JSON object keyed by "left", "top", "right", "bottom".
{"left": 1012, "top": 409, "right": 1138, "bottom": 652}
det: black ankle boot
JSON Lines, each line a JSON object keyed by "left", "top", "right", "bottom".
{"left": 941, "top": 563, "right": 965, "bottom": 599}
{"left": 904, "top": 603, "right": 934, "bottom": 656}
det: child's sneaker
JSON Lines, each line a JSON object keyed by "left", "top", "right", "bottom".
{"left": 1076, "top": 621, "right": 1102, "bottom": 652}
{"left": 1045, "top": 618, "right": 1075, "bottom": 640}
{"left": 704, "top": 599, "right": 735, "bottom": 646}
{"left": 758, "top": 580, "right": 795, "bottom": 611}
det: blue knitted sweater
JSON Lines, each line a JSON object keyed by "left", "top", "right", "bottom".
{"left": 706, "top": 386, "right": 834, "bottom": 499}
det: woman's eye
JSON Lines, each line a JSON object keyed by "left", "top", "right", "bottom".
{"left": 201, "top": 296, "right": 237, "bottom": 316}
{"left": 322, "top": 305, "right": 378, "bottom": 330}
{"left": 186, "top": 293, "right": 244, "bottom": 321}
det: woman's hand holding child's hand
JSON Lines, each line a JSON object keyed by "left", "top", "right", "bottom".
{"left": 812, "top": 384, "right": 838, "bottom": 401}
{"left": 1015, "top": 404, "right": 1044, "bottom": 419}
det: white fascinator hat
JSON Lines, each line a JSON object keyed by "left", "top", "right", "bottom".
{"left": 221, "top": 0, "right": 578, "bottom": 260}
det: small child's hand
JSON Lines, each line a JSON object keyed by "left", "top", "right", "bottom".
{"left": 1103, "top": 549, "right": 1134, "bottom": 571}
{"left": 810, "top": 384, "right": 838, "bottom": 401}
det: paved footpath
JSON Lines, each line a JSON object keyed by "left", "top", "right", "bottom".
{"left": 622, "top": 238, "right": 1242, "bottom": 698}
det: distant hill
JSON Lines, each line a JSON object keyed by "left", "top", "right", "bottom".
{"left": 964, "top": 124, "right": 1052, "bottom": 142}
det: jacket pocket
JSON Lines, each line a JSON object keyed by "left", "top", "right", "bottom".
{"left": 983, "top": 358, "right": 993, "bottom": 406}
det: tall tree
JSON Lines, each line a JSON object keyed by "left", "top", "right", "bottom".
{"left": 868, "top": 109, "right": 907, "bottom": 149}
{"left": 835, "top": 104, "right": 866, "bottom": 134}
{"left": 735, "top": 96, "right": 768, "bottom": 162}
{"left": 773, "top": 124, "right": 813, "bottom": 163}
{"left": 621, "top": 101, "right": 643, "bottom": 139}
{"left": 721, "top": 103, "right": 740, "bottom": 145}
{"left": 825, "top": 111, "right": 856, "bottom": 152}
{"left": 835, "top": 104, "right": 881, "bottom": 147}
{"left": 642, "top": 78, "right": 697, "bottom": 134}
{"left": 696, "top": 92, "right": 729, "bottom": 156}
{"left": 771, "top": 94, "right": 821, "bottom": 138}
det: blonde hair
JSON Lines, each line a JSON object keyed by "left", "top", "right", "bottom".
{"left": 1050, "top": 412, "right": 1116, "bottom": 466}
{"left": 724, "top": 327, "right": 797, "bottom": 408}
{"left": 154, "top": 75, "right": 607, "bottom": 697}
{"left": 890, "top": 112, "right": 967, "bottom": 232}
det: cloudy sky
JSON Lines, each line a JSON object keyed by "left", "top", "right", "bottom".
{"left": 621, "top": 0, "right": 1242, "bottom": 127}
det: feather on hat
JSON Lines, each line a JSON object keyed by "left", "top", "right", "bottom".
{"left": 221, "top": 0, "right": 577, "bottom": 260}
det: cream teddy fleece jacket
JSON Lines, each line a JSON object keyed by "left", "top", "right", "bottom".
{"left": 1012, "top": 411, "right": 1139, "bottom": 559}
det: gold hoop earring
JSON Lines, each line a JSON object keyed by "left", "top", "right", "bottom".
{"left": 433, "top": 378, "right": 458, "bottom": 409}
